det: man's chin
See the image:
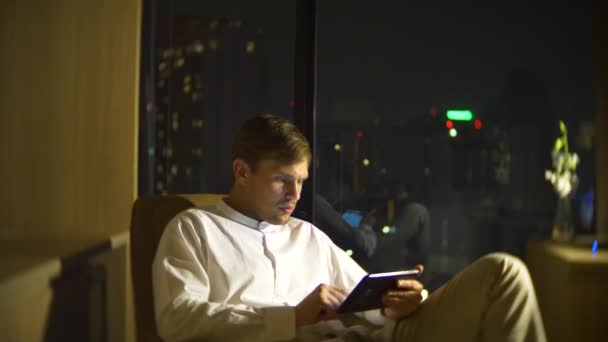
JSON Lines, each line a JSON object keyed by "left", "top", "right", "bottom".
{"left": 266, "top": 214, "right": 290, "bottom": 225}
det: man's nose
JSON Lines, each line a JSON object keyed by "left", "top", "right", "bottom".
{"left": 285, "top": 181, "right": 301, "bottom": 200}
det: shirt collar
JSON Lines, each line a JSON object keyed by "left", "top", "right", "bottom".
{"left": 216, "top": 198, "right": 284, "bottom": 231}
{"left": 216, "top": 199, "right": 259, "bottom": 229}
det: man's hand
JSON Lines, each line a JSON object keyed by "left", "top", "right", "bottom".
{"left": 381, "top": 265, "right": 426, "bottom": 320}
{"left": 360, "top": 209, "right": 377, "bottom": 231}
{"left": 295, "top": 284, "right": 347, "bottom": 327}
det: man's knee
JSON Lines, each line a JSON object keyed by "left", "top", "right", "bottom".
{"left": 479, "top": 252, "right": 532, "bottom": 285}
{"left": 483, "top": 252, "right": 523, "bottom": 266}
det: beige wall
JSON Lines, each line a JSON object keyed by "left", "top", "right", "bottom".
{"left": 0, "top": 1, "right": 140, "bottom": 341}
{"left": 0, "top": 0, "right": 140, "bottom": 240}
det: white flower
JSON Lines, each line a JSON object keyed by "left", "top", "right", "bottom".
{"left": 556, "top": 172, "right": 572, "bottom": 198}
{"left": 545, "top": 120, "right": 579, "bottom": 198}
{"left": 569, "top": 153, "right": 579, "bottom": 170}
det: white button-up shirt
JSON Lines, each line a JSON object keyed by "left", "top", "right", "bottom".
{"left": 153, "top": 199, "right": 389, "bottom": 341}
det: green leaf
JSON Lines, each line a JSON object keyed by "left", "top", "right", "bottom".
{"left": 554, "top": 138, "right": 563, "bottom": 151}
{"left": 559, "top": 120, "right": 567, "bottom": 134}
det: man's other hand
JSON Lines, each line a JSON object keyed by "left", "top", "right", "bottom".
{"left": 295, "top": 284, "right": 347, "bottom": 327}
{"left": 360, "top": 209, "right": 377, "bottom": 231}
{"left": 381, "top": 265, "right": 427, "bottom": 320}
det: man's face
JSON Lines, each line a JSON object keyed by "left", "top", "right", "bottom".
{"left": 245, "top": 158, "right": 309, "bottom": 225}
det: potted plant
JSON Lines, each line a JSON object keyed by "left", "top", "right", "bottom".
{"left": 545, "top": 120, "right": 579, "bottom": 241}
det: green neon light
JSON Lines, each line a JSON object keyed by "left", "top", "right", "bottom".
{"left": 447, "top": 110, "right": 473, "bottom": 121}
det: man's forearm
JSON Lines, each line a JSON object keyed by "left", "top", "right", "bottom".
{"left": 156, "top": 298, "right": 296, "bottom": 342}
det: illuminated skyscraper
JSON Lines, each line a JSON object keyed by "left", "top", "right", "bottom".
{"left": 141, "top": 17, "right": 268, "bottom": 194}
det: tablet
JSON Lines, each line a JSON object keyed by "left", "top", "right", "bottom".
{"left": 337, "top": 269, "right": 421, "bottom": 313}
{"left": 342, "top": 209, "right": 365, "bottom": 228}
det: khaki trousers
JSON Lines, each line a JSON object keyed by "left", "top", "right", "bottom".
{"left": 384, "top": 252, "right": 546, "bottom": 342}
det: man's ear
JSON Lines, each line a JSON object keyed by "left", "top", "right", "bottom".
{"left": 232, "top": 158, "right": 251, "bottom": 184}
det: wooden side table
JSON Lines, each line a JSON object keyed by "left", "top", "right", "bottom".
{"left": 526, "top": 240, "right": 608, "bottom": 342}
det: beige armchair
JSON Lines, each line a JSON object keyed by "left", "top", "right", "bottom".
{"left": 130, "top": 194, "right": 224, "bottom": 342}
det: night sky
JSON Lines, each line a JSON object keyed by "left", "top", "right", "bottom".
{"left": 316, "top": 1, "right": 593, "bottom": 124}
{"left": 173, "top": 0, "right": 593, "bottom": 124}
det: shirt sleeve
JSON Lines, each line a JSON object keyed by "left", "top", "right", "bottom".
{"left": 152, "top": 213, "right": 296, "bottom": 342}
{"left": 322, "top": 231, "right": 389, "bottom": 327}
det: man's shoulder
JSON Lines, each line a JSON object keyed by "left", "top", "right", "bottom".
{"left": 286, "top": 216, "right": 334, "bottom": 241}
{"left": 168, "top": 206, "right": 221, "bottom": 227}
{"left": 286, "top": 215, "right": 313, "bottom": 230}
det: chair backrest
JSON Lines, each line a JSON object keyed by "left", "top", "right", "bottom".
{"left": 130, "top": 194, "right": 224, "bottom": 342}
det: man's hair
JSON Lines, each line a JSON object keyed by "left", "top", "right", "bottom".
{"left": 231, "top": 114, "right": 311, "bottom": 171}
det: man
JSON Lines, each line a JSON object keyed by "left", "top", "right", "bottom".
{"left": 313, "top": 192, "right": 378, "bottom": 259}
{"left": 153, "top": 114, "right": 546, "bottom": 341}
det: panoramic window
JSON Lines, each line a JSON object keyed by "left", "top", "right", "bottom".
{"left": 313, "top": 1, "right": 594, "bottom": 287}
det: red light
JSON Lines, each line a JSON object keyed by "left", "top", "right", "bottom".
{"left": 289, "top": 100, "right": 295, "bottom": 109}
{"left": 446, "top": 120, "right": 453, "bottom": 129}
{"left": 474, "top": 119, "right": 482, "bottom": 130}
{"left": 430, "top": 107, "right": 437, "bottom": 117}
{"left": 356, "top": 131, "right": 364, "bottom": 138}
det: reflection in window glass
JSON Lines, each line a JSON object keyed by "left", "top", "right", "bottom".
{"left": 313, "top": 1, "right": 594, "bottom": 288}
